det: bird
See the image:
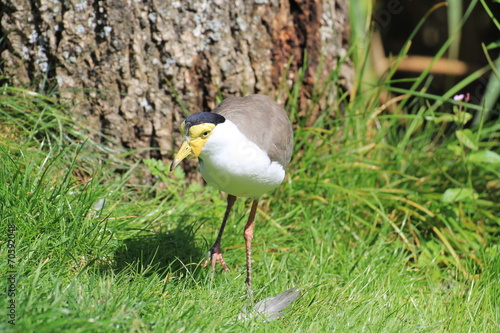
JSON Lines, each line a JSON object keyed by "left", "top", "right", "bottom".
{"left": 170, "top": 94, "right": 293, "bottom": 290}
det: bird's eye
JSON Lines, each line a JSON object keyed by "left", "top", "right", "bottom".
{"left": 202, "top": 131, "right": 210, "bottom": 137}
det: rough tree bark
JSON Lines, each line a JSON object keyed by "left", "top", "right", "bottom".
{"left": 1, "top": 0, "right": 353, "bottom": 160}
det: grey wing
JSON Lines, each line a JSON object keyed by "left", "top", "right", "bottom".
{"left": 212, "top": 95, "right": 294, "bottom": 167}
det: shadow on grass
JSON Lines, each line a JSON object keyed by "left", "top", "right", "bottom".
{"left": 113, "top": 222, "right": 205, "bottom": 278}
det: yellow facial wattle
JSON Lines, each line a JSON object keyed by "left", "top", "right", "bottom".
{"left": 187, "top": 123, "right": 215, "bottom": 158}
{"left": 170, "top": 122, "right": 216, "bottom": 171}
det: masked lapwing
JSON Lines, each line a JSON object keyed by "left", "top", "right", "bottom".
{"left": 170, "top": 94, "right": 293, "bottom": 289}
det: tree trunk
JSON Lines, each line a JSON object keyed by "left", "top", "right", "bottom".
{"left": 1, "top": 0, "right": 353, "bottom": 159}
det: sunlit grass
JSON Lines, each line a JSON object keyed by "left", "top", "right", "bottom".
{"left": 1, "top": 70, "right": 499, "bottom": 332}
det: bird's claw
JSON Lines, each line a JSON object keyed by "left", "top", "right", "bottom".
{"left": 202, "top": 248, "right": 230, "bottom": 272}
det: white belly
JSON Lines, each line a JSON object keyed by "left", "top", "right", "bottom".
{"left": 198, "top": 121, "right": 286, "bottom": 198}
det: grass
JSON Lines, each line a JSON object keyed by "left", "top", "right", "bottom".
{"left": 1, "top": 77, "right": 499, "bottom": 332}
{"left": 1, "top": 9, "right": 500, "bottom": 332}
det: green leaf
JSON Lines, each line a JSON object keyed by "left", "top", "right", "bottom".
{"left": 455, "top": 129, "right": 478, "bottom": 151}
{"left": 441, "top": 187, "right": 478, "bottom": 203}
{"left": 453, "top": 112, "right": 473, "bottom": 125}
{"left": 425, "top": 112, "right": 471, "bottom": 124}
{"left": 427, "top": 114, "right": 455, "bottom": 123}
{"left": 485, "top": 41, "right": 500, "bottom": 50}
{"left": 447, "top": 144, "right": 463, "bottom": 156}
{"left": 468, "top": 150, "right": 500, "bottom": 164}
{"left": 172, "top": 165, "right": 186, "bottom": 179}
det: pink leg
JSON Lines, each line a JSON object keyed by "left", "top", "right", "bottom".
{"left": 244, "top": 199, "right": 258, "bottom": 290}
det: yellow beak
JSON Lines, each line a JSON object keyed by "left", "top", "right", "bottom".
{"left": 170, "top": 140, "right": 192, "bottom": 171}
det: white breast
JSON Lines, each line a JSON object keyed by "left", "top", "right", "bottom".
{"left": 198, "top": 120, "right": 286, "bottom": 198}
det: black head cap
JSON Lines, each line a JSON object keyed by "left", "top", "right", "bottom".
{"left": 184, "top": 112, "right": 226, "bottom": 134}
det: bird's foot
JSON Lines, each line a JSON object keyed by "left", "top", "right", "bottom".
{"left": 201, "top": 243, "right": 230, "bottom": 272}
